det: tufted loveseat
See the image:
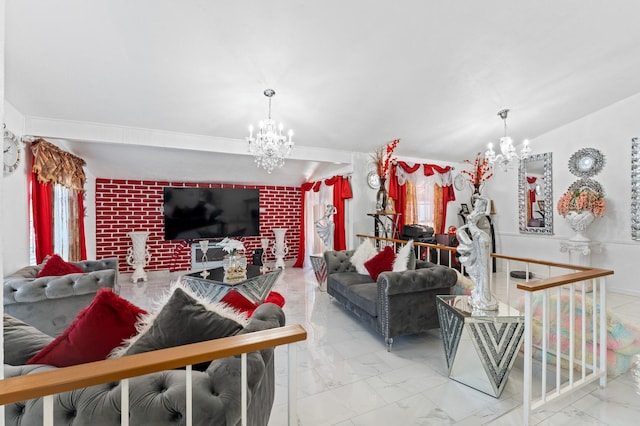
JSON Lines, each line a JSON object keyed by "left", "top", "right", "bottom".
{"left": 4, "top": 258, "right": 118, "bottom": 337}
{"left": 325, "top": 249, "right": 457, "bottom": 350}
{"left": 3, "top": 303, "right": 284, "bottom": 426}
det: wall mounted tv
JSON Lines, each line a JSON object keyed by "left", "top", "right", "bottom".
{"left": 163, "top": 187, "right": 260, "bottom": 240}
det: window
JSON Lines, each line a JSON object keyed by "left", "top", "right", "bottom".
{"left": 53, "top": 184, "right": 73, "bottom": 259}
{"left": 30, "top": 139, "right": 87, "bottom": 263}
{"left": 30, "top": 184, "right": 77, "bottom": 262}
{"left": 415, "top": 181, "right": 435, "bottom": 228}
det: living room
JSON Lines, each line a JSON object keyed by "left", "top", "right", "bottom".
{"left": 2, "top": 1, "right": 640, "bottom": 425}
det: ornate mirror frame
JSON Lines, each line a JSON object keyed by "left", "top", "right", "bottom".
{"left": 568, "top": 147, "right": 605, "bottom": 178}
{"left": 632, "top": 138, "right": 640, "bottom": 240}
{"left": 518, "top": 152, "right": 553, "bottom": 234}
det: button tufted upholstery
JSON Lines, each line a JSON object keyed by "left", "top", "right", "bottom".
{"left": 3, "top": 303, "right": 285, "bottom": 426}
{"left": 4, "top": 258, "right": 118, "bottom": 337}
{"left": 325, "top": 248, "right": 457, "bottom": 351}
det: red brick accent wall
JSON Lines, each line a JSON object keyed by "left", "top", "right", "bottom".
{"left": 95, "top": 179, "right": 300, "bottom": 273}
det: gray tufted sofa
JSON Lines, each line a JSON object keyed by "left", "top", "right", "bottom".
{"left": 4, "top": 258, "right": 118, "bottom": 337}
{"left": 324, "top": 249, "right": 457, "bottom": 350}
{"left": 3, "top": 303, "right": 284, "bottom": 426}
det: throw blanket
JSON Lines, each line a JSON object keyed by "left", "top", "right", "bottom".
{"left": 450, "top": 271, "right": 640, "bottom": 376}
{"left": 517, "top": 292, "right": 640, "bottom": 377}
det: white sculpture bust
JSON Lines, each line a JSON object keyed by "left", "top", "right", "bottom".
{"left": 456, "top": 195, "right": 498, "bottom": 310}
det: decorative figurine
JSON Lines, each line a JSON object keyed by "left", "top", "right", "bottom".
{"left": 456, "top": 194, "right": 498, "bottom": 310}
{"left": 315, "top": 204, "right": 337, "bottom": 251}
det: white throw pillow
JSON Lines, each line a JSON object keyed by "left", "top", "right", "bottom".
{"left": 393, "top": 240, "right": 414, "bottom": 272}
{"left": 351, "top": 239, "right": 378, "bottom": 274}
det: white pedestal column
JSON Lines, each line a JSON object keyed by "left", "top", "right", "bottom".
{"left": 271, "top": 228, "right": 289, "bottom": 269}
{"left": 127, "top": 231, "right": 151, "bottom": 283}
{"left": 559, "top": 240, "right": 602, "bottom": 292}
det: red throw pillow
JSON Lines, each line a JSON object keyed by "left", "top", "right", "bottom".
{"left": 27, "top": 289, "right": 147, "bottom": 367}
{"left": 37, "top": 254, "right": 85, "bottom": 277}
{"left": 364, "top": 246, "right": 396, "bottom": 281}
{"left": 221, "top": 290, "right": 286, "bottom": 317}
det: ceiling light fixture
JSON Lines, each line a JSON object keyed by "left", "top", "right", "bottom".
{"left": 246, "top": 89, "right": 294, "bottom": 174}
{"left": 485, "top": 109, "right": 531, "bottom": 170}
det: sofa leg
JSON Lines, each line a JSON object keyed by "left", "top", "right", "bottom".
{"left": 385, "top": 337, "right": 393, "bottom": 352}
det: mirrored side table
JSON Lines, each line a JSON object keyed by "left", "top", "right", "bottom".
{"left": 309, "top": 254, "right": 327, "bottom": 291}
{"left": 436, "top": 295, "right": 525, "bottom": 397}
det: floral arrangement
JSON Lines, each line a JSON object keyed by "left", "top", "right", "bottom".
{"left": 219, "top": 237, "right": 246, "bottom": 255}
{"left": 371, "top": 138, "right": 400, "bottom": 178}
{"left": 557, "top": 189, "right": 606, "bottom": 218}
{"left": 461, "top": 152, "right": 493, "bottom": 191}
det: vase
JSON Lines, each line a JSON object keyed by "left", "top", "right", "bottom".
{"left": 126, "top": 231, "right": 151, "bottom": 283}
{"left": 376, "top": 177, "right": 388, "bottom": 212}
{"left": 222, "top": 250, "right": 248, "bottom": 283}
{"left": 271, "top": 228, "right": 289, "bottom": 269}
{"left": 566, "top": 210, "right": 595, "bottom": 242}
{"left": 470, "top": 183, "right": 481, "bottom": 207}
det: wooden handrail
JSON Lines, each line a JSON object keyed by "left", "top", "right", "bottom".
{"left": 0, "top": 324, "right": 307, "bottom": 406}
{"left": 356, "top": 234, "right": 614, "bottom": 292}
{"left": 491, "top": 253, "right": 593, "bottom": 271}
{"left": 355, "top": 233, "right": 457, "bottom": 252}
{"left": 515, "top": 268, "right": 614, "bottom": 292}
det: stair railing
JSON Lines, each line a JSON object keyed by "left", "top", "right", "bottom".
{"left": 356, "top": 234, "right": 613, "bottom": 425}
{"left": 0, "top": 324, "right": 307, "bottom": 426}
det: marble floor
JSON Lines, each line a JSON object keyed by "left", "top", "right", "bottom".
{"left": 119, "top": 267, "right": 640, "bottom": 426}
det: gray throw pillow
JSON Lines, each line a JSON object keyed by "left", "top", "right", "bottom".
{"left": 3, "top": 314, "right": 54, "bottom": 365}
{"left": 111, "top": 285, "right": 248, "bottom": 357}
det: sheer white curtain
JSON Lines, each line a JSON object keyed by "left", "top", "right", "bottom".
{"left": 395, "top": 167, "right": 442, "bottom": 228}
{"left": 302, "top": 184, "right": 333, "bottom": 267}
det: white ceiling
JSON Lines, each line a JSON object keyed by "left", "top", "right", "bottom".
{"left": 6, "top": 1, "right": 640, "bottom": 185}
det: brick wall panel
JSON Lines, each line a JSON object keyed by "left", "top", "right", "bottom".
{"left": 96, "top": 179, "right": 301, "bottom": 273}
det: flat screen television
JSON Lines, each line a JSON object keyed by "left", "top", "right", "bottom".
{"left": 163, "top": 187, "right": 260, "bottom": 240}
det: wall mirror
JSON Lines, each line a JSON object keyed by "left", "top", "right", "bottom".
{"left": 518, "top": 152, "right": 553, "bottom": 234}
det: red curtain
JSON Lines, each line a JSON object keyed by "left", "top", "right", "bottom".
{"left": 294, "top": 176, "right": 352, "bottom": 267}
{"left": 324, "top": 176, "right": 353, "bottom": 251}
{"left": 31, "top": 163, "right": 54, "bottom": 264}
{"left": 293, "top": 182, "right": 316, "bottom": 267}
{"left": 388, "top": 163, "right": 414, "bottom": 236}
{"left": 424, "top": 164, "right": 455, "bottom": 233}
{"left": 526, "top": 176, "right": 537, "bottom": 221}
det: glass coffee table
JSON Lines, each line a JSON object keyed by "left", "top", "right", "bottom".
{"left": 182, "top": 265, "right": 282, "bottom": 304}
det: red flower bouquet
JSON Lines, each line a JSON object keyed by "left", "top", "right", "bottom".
{"left": 372, "top": 139, "right": 400, "bottom": 178}
{"left": 461, "top": 152, "right": 493, "bottom": 192}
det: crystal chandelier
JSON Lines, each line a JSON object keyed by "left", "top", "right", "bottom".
{"left": 246, "top": 89, "right": 294, "bottom": 174}
{"left": 485, "top": 109, "right": 531, "bottom": 170}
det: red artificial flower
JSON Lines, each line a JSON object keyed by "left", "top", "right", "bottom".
{"left": 461, "top": 152, "right": 493, "bottom": 187}
{"left": 372, "top": 139, "right": 400, "bottom": 178}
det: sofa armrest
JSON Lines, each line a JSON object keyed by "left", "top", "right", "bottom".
{"left": 324, "top": 250, "right": 357, "bottom": 274}
{"left": 378, "top": 266, "right": 457, "bottom": 295}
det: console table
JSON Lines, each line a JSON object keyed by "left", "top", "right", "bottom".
{"left": 436, "top": 295, "right": 525, "bottom": 397}
{"left": 367, "top": 212, "right": 401, "bottom": 242}
{"left": 182, "top": 265, "right": 282, "bottom": 304}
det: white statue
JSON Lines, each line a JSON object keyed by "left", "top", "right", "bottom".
{"left": 456, "top": 195, "right": 498, "bottom": 310}
{"left": 315, "top": 204, "right": 337, "bottom": 251}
